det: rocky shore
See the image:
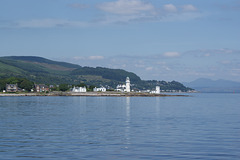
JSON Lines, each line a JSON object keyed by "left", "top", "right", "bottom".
{"left": 0, "top": 91, "right": 189, "bottom": 97}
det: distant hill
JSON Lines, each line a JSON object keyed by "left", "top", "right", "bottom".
{"left": 0, "top": 56, "right": 192, "bottom": 91}
{"left": 183, "top": 78, "right": 240, "bottom": 93}
{"left": 3, "top": 56, "right": 80, "bottom": 69}
{"left": 0, "top": 56, "right": 141, "bottom": 86}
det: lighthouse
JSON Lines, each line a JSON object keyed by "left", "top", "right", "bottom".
{"left": 156, "top": 86, "right": 160, "bottom": 94}
{"left": 126, "top": 77, "right": 131, "bottom": 92}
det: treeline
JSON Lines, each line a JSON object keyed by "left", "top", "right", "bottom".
{"left": 0, "top": 77, "right": 34, "bottom": 91}
{"left": 56, "top": 83, "right": 97, "bottom": 92}
{"left": 71, "top": 67, "right": 141, "bottom": 82}
{"left": 0, "top": 77, "right": 98, "bottom": 92}
{"left": 136, "top": 80, "right": 193, "bottom": 92}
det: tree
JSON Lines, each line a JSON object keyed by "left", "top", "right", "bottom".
{"left": 59, "top": 84, "right": 69, "bottom": 91}
{"left": 6, "top": 77, "right": 21, "bottom": 84}
{"left": 78, "top": 83, "right": 87, "bottom": 87}
{"left": 19, "top": 80, "right": 34, "bottom": 91}
{"left": 88, "top": 85, "right": 96, "bottom": 91}
{"left": 0, "top": 79, "right": 7, "bottom": 90}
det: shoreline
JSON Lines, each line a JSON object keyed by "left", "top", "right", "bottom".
{"left": 0, "top": 91, "right": 189, "bottom": 97}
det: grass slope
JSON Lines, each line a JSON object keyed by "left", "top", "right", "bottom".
{"left": 3, "top": 56, "right": 80, "bottom": 69}
{"left": 0, "top": 56, "right": 141, "bottom": 86}
{"left": 0, "top": 60, "right": 26, "bottom": 77}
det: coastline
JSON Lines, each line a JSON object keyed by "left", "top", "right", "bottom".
{"left": 0, "top": 91, "right": 189, "bottom": 97}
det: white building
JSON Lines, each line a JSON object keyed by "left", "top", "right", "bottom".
{"left": 72, "top": 86, "right": 87, "bottom": 92}
{"left": 116, "top": 77, "right": 131, "bottom": 92}
{"left": 150, "top": 86, "right": 161, "bottom": 94}
{"left": 126, "top": 77, "right": 130, "bottom": 92}
{"left": 116, "top": 84, "right": 126, "bottom": 92}
{"left": 93, "top": 87, "right": 106, "bottom": 92}
{"left": 156, "top": 86, "right": 160, "bottom": 94}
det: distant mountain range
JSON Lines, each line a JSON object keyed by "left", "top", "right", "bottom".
{"left": 183, "top": 78, "right": 240, "bottom": 93}
{"left": 0, "top": 56, "right": 192, "bottom": 91}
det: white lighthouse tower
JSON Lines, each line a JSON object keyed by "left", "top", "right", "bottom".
{"left": 156, "top": 86, "right": 160, "bottom": 94}
{"left": 125, "top": 77, "right": 131, "bottom": 92}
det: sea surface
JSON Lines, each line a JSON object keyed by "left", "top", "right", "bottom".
{"left": 0, "top": 93, "right": 240, "bottom": 160}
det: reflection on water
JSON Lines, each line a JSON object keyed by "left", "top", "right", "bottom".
{"left": 124, "top": 97, "right": 131, "bottom": 149}
{"left": 155, "top": 97, "right": 160, "bottom": 116}
{"left": 0, "top": 94, "right": 240, "bottom": 160}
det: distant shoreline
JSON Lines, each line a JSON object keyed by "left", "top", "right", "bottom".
{"left": 0, "top": 92, "right": 189, "bottom": 97}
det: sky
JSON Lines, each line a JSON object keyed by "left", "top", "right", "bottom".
{"left": 0, "top": 0, "right": 240, "bottom": 82}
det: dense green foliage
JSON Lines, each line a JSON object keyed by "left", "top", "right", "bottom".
{"left": 19, "top": 79, "right": 34, "bottom": 91}
{"left": 71, "top": 67, "right": 141, "bottom": 82}
{"left": 136, "top": 80, "right": 193, "bottom": 92}
{"left": 0, "top": 77, "right": 34, "bottom": 91}
{"left": 88, "top": 85, "right": 96, "bottom": 91}
{"left": 59, "top": 84, "right": 69, "bottom": 92}
{"left": 77, "top": 83, "right": 87, "bottom": 87}
{"left": 0, "top": 56, "right": 193, "bottom": 91}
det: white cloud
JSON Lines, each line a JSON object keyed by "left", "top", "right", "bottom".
{"left": 97, "top": 14, "right": 151, "bottom": 24}
{"left": 71, "top": 56, "right": 104, "bottom": 61}
{"left": 184, "top": 48, "right": 240, "bottom": 56}
{"left": 88, "top": 56, "right": 104, "bottom": 60}
{"left": 220, "top": 60, "right": 231, "bottom": 65}
{"left": 55, "top": 47, "right": 240, "bottom": 82}
{"left": 69, "top": 3, "right": 89, "bottom": 9}
{"left": 97, "top": 1, "right": 200, "bottom": 24}
{"left": 156, "top": 61, "right": 166, "bottom": 65}
{"left": 145, "top": 67, "right": 153, "bottom": 71}
{"left": 15, "top": 19, "right": 87, "bottom": 28}
{"left": 218, "top": 48, "right": 235, "bottom": 54}
{"left": 182, "top": 71, "right": 216, "bottom": 77}
{"left": 164, "top": 4, "right": 177, "bottom": 12}
{"left": 98, "top": 0, "right": 154, "bottom": 15}
{"left": 1, "top": 1, "right": 201, "bottom": 28}
{"left": 217, "top": 2, "right": 240, "bottom": 11}
{"left": 135, "top": 64, "right": 145, "bottom": 68}
{"left": 73, "top": 56, "right": 85, "bottom": 60}
{"left": 163, "top": 52, "right": 180, "bottom": 57}
{"left": 160, "top": 12, "right": 202, "bottom": 22}
{"left": 182, "top": 4, "right": 197, "bottom": 12}
{"left": 122, "top": 64, "right": 127, "bottom": 68}
{"left": 163, "top": 66, "right": 171, "bottom": 71}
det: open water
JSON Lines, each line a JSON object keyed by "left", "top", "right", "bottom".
{"left": 0, "top": 93, "right": 240, "bottom": 160}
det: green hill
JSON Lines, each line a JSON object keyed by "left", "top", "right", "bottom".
{"left": 0, "top": 56, "right": 192, "bottom": 91}
{"left": 4, "top": 56, "right": 80, "bottom": 69}
{"left": 0, "top": 56, "right": 141, "bottom": 86}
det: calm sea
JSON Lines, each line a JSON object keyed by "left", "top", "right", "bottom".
{"left": 0, "top": 93, "right": 240, "bottom": 160}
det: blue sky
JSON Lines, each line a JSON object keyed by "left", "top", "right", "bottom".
{"left": 0, "top": 0, "right": 240, "bottom": 82}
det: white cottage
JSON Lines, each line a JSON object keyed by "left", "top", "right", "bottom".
{"left": 93, "top": 87, "right": 106, "bottom": 92}
{"left": 72, "top": 86, "right": 87, "bottom": 92}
